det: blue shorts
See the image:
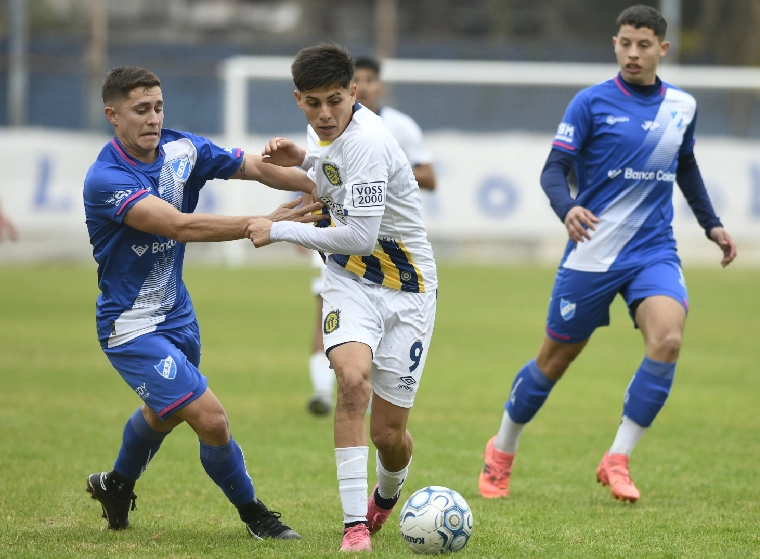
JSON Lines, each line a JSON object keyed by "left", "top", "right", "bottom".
{"left": 545, "top": 259, "right": 689, "bottom": 344}
{"left": 102, "top": 320, "right": 208, "bottom": 421}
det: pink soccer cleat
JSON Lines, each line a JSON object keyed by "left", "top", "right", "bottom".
{"left": 341, "top": 523, "right": 371, "bottom": 552}
{"left": 596, "top": 452, "right": 641, "bottom": 503}
{"left": 366, "top": 485, "right": 396, "bottom": 534}
{"left": 478, "top": 436, "right": 515, "bottom": 498}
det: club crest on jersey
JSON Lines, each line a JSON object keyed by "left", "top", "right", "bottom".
{"left": 171, "top": 157, "right": 192, "bottom": 182}
{"left": 322, "top": 163, "right": 342, "bottom": 186}
{"left": 324, "top": 310, "right": 340, "bottom": 334}
{"left": 154, "top": 356, "right": 177, "bottom": 380}
{"left": 670, "top": 110, "right": 685, "bottom": 130}
{"left": 560, "top": 299, "right": 576, "bottom": 321}
{"left": 106, "top": 189, "right": 134, "bottom": 206}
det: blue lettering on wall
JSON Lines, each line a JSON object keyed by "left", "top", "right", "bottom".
{"left": 33, "top": 155, "right": 70, "bottom": 211}
{"left": 476, "top": 175, "right": 519, "bottom": 218}
{"left": 751, "top": 163, "right": 760, "bottom": 219}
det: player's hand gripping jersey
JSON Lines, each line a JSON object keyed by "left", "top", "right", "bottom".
{"left": 306, "top": 103, "right": 437, "bottom": 293}
{"left": 83, "top": 130, "right": 242, "bottom": 348}
{"left": 552, "top": 76, "right": 697, "bottom": 272}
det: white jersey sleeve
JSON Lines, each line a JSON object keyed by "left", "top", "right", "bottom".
{"left": 379, "top": 106, "right": 433, "bottom": 168}
{"left": 341, "top": 132, "right": 389, "bottom": 218}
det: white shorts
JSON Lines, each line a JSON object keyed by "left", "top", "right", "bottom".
{"left": 321, "top": 266, "right": 437, "bottom": 408}
{"left": 311, "top": 250, "right": 327, "bottom": 296}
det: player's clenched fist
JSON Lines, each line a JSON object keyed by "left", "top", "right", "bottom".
{"left": 564, "top": 206, "right": 599, "bottom": 243}
{"left": 246, "top": 218, "right": 273, "bottom": 247}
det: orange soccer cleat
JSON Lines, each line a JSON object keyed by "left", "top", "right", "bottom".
{"left": 478, "top": 436, "right": 515, "bottom": 498}
{"left": 596, "top": 452, "right": 641, "bottom": 503}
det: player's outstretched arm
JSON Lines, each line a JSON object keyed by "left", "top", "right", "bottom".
{"left": 708, "top": 227, "right": 737, "bottom": 267}
{"left": 564, "top": 206, "right": 599, "bottom": 243}
{"left": 123, "top": 194, "right": 322, "bottom": 243}
{"left": 261, "top": 137, "right": 307, "bottom": 168}
{"left": 228, "top": 153, "right": 315, "bottom": 194}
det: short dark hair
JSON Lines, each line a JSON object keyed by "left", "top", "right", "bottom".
{"left": 355, "top": 56, "right": 381, "bottom": 76}
{"left": 291, "top": 43, "right": 355, "bottom": 92}
{"left": 616, "top": 5, "right": 667, "bottom": 41}
{"left": 102, "top": 66, "right": 161, "bottom": 105}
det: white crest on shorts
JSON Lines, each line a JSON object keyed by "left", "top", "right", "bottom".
{"left": 154, "top": 355, "right": 177, "bottom": 380}
{"left": 560, "top": 298, "right": 576, "bottom": 321}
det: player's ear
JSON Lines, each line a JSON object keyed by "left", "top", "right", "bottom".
{"left": 104, "top": 105, "right": 118, "bottom": 125}
{"left": 659, "top": 40, "right": 670, "bottom": 58}
{"left": 294, "top": 90, "right": 303, "bottom": 110}
{"left": 349, "top": 83, "right": 357, "bottom": 101}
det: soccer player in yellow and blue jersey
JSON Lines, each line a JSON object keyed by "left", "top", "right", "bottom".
{"left": 247, "top": 43, "right": 437, "bottom": 552}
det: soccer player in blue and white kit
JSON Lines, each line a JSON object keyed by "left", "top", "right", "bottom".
{"left": 83, "top": 66, "right": 322, "bottom": 538}
{"left": 479, "top": 5, "right": 737, "bottom": 503}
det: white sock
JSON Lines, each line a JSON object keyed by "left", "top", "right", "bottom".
{"left": 336, "top": 446, "right": 369, "bottom": 524}
{"left": 493, "top": 410, "right": 525, "bottom": 454}
{"left": 609, "top": 415, "right": 648, "bottom": 456}
{"left": 310, "top": 352, "right": 333, "bottom": 397}
{"left": 376, "top": 450, "right": 411, "bottom": 500}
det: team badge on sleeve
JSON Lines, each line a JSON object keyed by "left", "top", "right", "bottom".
{"left": 324, "top": 310, "right": 340, "bottom": 334}
{"left": 322, "top": 163, "right": 343, "bottom": 186}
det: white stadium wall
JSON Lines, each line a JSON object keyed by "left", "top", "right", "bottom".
{"left": 0, "top": 128, "right": 758, "bottom": 266}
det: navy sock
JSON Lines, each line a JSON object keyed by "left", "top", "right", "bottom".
{"left": 113, "top": 408, "right": 170, "bottom": 481}
{"left": 200, "top": 437, "right": 255, "bottom": 506}
{"left": 505, "top": 359, "right": 556, "bottom": 424}
{"left": 623, "top": 356, "right": 676, "bottom": 427}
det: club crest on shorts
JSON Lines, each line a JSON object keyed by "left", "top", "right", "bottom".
{"left": 324, "top": 310, "right": 340, "bottom": 334}
{"left": 154, "top": 355, "right": 177, "bottom": 380}
{"left": 322, "top": 163, "right": 342, "bottom": 186}
{"left": 560, "top": 298, "right": 576, "bottom": 321}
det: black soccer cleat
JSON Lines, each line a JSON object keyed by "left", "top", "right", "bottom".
{"left": 307, "top": 393, "right": 332, "bottom": 416}
{"left": 86, "top": 471, "right": 137, "bottom": 530}
{"left": 240, "top": 498, "right": 302, "bottom": 540}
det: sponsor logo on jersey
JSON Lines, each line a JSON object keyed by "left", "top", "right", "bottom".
{"left": 352, "top": 182, "right": 385, "bottom": 208}
{"left": 321, "top": 196, "right": 348, "bottom": 225}
{"left": 324, "top": 310, "right": 340, "bottom": 334}
{"left": 154, "top": 355, "right": 177, "bottom": 380}
{"left": 606, "top": 115, "right": 630, "bottom": 125}
{"left": 560, "top": 298, "right": 576, "bottom": 321}
{"left": 171, "top": 156, "right": 192, "bottom": 182}
{"left": 642, "top": 120, "right": 660, "bottom": 131}
{"left": 153, "top": 238, "right": 177, "bottom": 253}
{"left": 322, "top": 162, "right": 343, "bottom": 186}
{"left": 106, "top": 189, "right": 134, "bottom": 206}
{"left": 134, "top": 383, "right": 150, "bottom": 400}
{"left": 555, "top": 122, "right": 575, "bottom": 143}
{"left": 132, "top": 244, "right": 149, "bottom": 256}
{"left": 623, "top": 168, "right": 676, "bottom": 182}
{"left": 607, "top": 169, "right": 622, "bottom": 179}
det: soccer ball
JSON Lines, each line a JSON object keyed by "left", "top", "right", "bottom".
{"left": 398, "top": 486, "right": 473, "bottom": 554}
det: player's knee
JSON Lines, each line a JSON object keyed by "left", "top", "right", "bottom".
{"left": 370, "top": 425, "right": 405, "bottom": 454}
{"left": 195, "top": 410, "right": 230, "bottom": 446}
{"left": 336, "top": 371, "right": 371, "bottom": 400}
{"left": 648, "top": 331, "right": 682, "bottom": 361}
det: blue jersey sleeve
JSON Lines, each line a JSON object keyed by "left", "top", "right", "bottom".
{"left": 679, "top": 109, "right": 697, "bottom": 156}
{"left": 83, "top": 165, "right": 152, "bottom": 224}
{"left": 185, "top": 133, "right": 244, "bottom": 182}
{"left": 551, "top": 90, "right": 593, "bottom": 155}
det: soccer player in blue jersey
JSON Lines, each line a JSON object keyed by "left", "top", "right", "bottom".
{"left": 83, "top": 66, "right": 322, "bottom": 538}
{"left": 479, "top": 5, "right": 737, "bottom": 503}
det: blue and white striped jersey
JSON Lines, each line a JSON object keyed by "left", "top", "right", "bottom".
{"left": 83, "top": 129, "right": 243, "bottom": 348}
{"left": 551, "top": 74, "right": 697, "bottom": 272}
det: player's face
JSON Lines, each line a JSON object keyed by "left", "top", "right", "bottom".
{"left": 106, "top": 86, "right": 164, "bottom": 162}
{"left": 353, "top": 68, "right": 383, "bottom": 113}
{"left": 295, "top": 84, "right": 357, "bottom": 142}
{"left": 613, "top": 25, "right": 669, "bottom": 86}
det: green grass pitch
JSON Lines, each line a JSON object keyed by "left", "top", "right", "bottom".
{"left": 1, "top": 264, "right": 758, "bottom": 558}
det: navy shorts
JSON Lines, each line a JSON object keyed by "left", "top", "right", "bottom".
{"left": 545, "top": 259, "right": 689, "bottom": 344}
{"left": 102, "top": 320, "right": 208, "bottom": 421}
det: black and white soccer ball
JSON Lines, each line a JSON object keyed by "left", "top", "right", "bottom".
{"left": 398, "top": 486, "right": 473, "bottom": 554}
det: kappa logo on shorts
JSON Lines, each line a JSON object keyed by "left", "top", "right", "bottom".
{"left": 324, "top": 310, "right": 340, "bottom": 334}
{"left": 154, "top": 355, "right": 177, "bottom": 380}
{"left": 560, "top": 298, "right": 576, "bottom": 321}
{"left": 322, "top": 163, "right": 343, "bottom": 186}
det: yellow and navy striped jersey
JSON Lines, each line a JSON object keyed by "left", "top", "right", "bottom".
{"left": 305, "top": 103, "right": 437, "bottom": 293}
